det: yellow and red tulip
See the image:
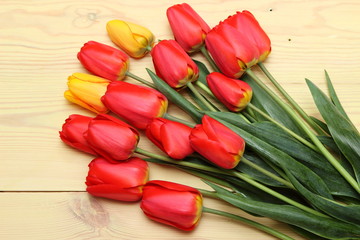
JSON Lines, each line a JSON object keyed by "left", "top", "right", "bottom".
{"left": 146, "top": 118, "right": 194, "bottom": 159}
{"left": 77, "top": 41, "right": 129, "bottom": 81}
{"left": 151, "top": 39, "right": 199, "bottom": 89}
{"left": 64, "top": 73, "right": 110, "bottom": 114}
{"left": 59, "top": 114, "right": 96, "bottom": 155}
{"left": 140, "top": 180, "right": 203, "bottom": 231}
{"left": 84, "top": 114, "right": 139, "bottom": 161}
{"left": 86, "top": 157, "right": 149, "bottom": 201}
{"left": 205, "top": 11, "right": 271, "bottom": 78}
{"left": 106, "top": 20, "right": 154, "bottom": 58}
{"left": 189, "top": 115, "right": 245, "bottom": 169}
{"left": 166, "top": 3, "right": 210, "bottom": 53}
{"left": 206, "top": 72, "right": 253, "bottom": 112}
{"left": 101, "top": 81, "right": 168, "bottom": 130}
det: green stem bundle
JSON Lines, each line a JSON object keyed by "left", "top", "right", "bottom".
{"left": 245, "top": 68, "right": 360, "bottom": 194}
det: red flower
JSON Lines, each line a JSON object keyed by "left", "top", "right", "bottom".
{"left": 205, "top": 11, "right": 271, "bottom": 78}
{"left": 146, "top": 118, "right": 194, "bottom": 159}
{"left": 84, "top": 114, "right": 139, "bottom": 161}
{"left": 59, "top": 114, "right": 96, "bottom": 155}
{"left": 151, "top": 40, "right": 199, "bottom": 88}
{"left": 101, "top": 81, "right": 168, "bottom": 130}
{"left": 140, "top": 180, "right": 203, "bottom": 231}
{"left": 77, "top": 41, "right": 129, "bottom": 81}
{"left": 225, "top": 11, "right": 271, "bottom": 63}
{"left": 207, "top": 72, "right": 253, "bottom": 112}
{"left": 167, "top": 3, "right": 210, "bottom": 53}
{"left": 189, "top": 115, "right": 245, "bottom": 169}
{"left": 86, "top": 157, "right": 149, "bottom": 201}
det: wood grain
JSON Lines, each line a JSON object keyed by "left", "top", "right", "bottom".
{"left": 0, "top": 0, "right": 359, "bottom": 239}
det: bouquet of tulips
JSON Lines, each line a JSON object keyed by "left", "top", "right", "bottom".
{"left": 59, "top": 3, "right": 360, "bottom": 240}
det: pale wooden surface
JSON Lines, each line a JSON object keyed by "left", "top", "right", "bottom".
{"left": 1, "top": 0, "right": 359, "bottom": 239}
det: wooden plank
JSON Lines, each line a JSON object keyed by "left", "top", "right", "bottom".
{"left": 0, "top": 0, "right": 359, "bottom": 238}
{"left": 0, "top": 192, "right": 305, "bottom": 239}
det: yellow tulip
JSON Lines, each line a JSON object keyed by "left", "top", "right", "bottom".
{"left": 64, "top": 73, "right": 110, "bottom": 113}
{"left": 106, "top": 20, "right": 154, "bottom": 58}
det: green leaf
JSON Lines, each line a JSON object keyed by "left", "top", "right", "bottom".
{"left": 237, "top": 152, "right": 287, "bottom": 188}
{"left": 306, "top": 79, "right": 360, "bottom": 183}
{"left": 206, "top": 181, "right": 360, "bottom": 240}
{"left": 193, "top": 59, "right": 210, "bottom": 86}
{"left": 206, "top": 111, "right": 334, "bottom": 199}
{"left": 242, "top": 74, "right": 306, "bottom": 136}
{"left": 310, "top": 116, "right": 330, "bottom": 135}
{"left": 325, "top": 70, "right": 351, "bottom": 122}
{"left": 146, "top": 68, "right": 203, "bottom": 123}
{"left": 250, "top": 121, "right": 358, "bottom": 198}
{"left": 285, "top": 168, "right": 360, "bottom": 225}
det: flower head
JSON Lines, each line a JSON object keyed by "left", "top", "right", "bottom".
{"left": 207, "top": 72, "right": 252, "bottom": 112}
{"left": 146, "top": 118, "right": 194, "bottom": 159}
{"left": 101, "top": 81, "right": 168, "bottom": 129}
{"left": 189, "top": 115, "right": 245, "bottom": 169}
{"left": 167, "top": 3, "right": 210, "bottom": 53}
{"left": 64, "top": 73, "right": 110, "bottom": 114}
{"left": 86, "top": 157, "right": 149, "bottom": 201}
{"left": 151, "top": 40, "right": 199, "bottom": 88}
{"left": 77, "top": 41, "right": 129, "bottom": 81}
{"left": 141, "top": 180, "right": 203, "bottom": 231}
{"left": 84, "top": 114, "right": 139, "bottom": 161}
{"left": 106, "top": 20, "right": 154, "bottom": 58}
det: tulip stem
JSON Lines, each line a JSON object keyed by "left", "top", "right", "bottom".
{"left": 136, "top": 147, "right": 229, "bottom": 176}
{"left": 195, "top": 81, "right": 214, "bottom": 96}
{"left": 247, "top": 103, "right": 318, "bottom": 152}
{"left": 257, "top": 62, "right": 326, "bottom": 135}
{"left": 126, "top": 71, "right": 156, "bottom": 88}
{"left": 241, "top": 157, "right": 295, "bottom": 189}
{"left": 202, "top": 207, "right": 296, "bottom": 240}
{"left": 187, "top": 82, "right": 217, "bottom": 112}
{"left": 246, "top": 68, "right": 360, "bottom": 195}
{"left": 200, "top": 45, "right": 221, "bottom": 73}
{"left": 163, "top": 113, "right": 196, "bottom": 127}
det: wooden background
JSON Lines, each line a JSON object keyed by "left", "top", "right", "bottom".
{"left": 1, "top": 0, "right": 359, "bottom": 239}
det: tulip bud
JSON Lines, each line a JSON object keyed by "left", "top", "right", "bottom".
{"left": 85, "top": 114, "right": 139, "bottom": 161}
{"left": 141, "top": 180, "right": 203, "bottom": 231}
{"left": 59, "top": 114, "right": 96, "bottom": 155}
{"left": 205, "top": 11, "right": 271, "bottom": 78}
{"left": 106, "top": 20, "right": 155, "bottom": 58}
{"left": 226, "top": 11, "right": 271, "bottom": 63}
{"left": 166, "top": 3, "right": 210, "bottom": 53}
{"left": 146, "top": 118, "right": 194, "bottom": 159}
{"left": 189, "top": 115, "right": 245, "bottom": 169}
{"left": 206, "top": 72, "right": 253, "bottom": 112}
{"left": 64, "top": 73, "right": 110, "bottom": 114}
{"left": 151, "top": 40, "right": 199, "bottom": 88}
{"left": 86, "top": 157, "right": 149, "bottom": 201}
{"left": 77, "top": 41, "right": 129, "bottom": 81}
{"left": 101, "top": 81, "right": 168, "bottom": 130}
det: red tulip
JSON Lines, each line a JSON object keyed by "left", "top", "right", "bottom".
{"left": 206, "top": 72, "right": 253, "bottom": 112}
{"left": 225, "top": 11, "right": 271, "bottom": 63}
{"left": 151, "top": 40, "right": 199, "bottom": 88}
{"left": 77, "top": 41, "right": 129, "bottom": 81}
{"left": 140, "top": 180, "right": 203, "bottom": 231}
{"left": 101, "top": 81, "right": 168, "bottom": 130}
{"left": 205, "top": 11, "right": 271, "bottom": 78}
{"left": 167, "top": 3, "right": 211, "bottom": 53}
{"left": 189, "top": 115, "right": 245, "bottom": 169}
{"left": 146, "top": 118, "right": 194, "bottom": 159}
{"left": 84, "top": 114, "right": 139, "bottom": 161}
{"left": 59, "top": 114, "right": 96, "bottom": 155}
{"left": 86, "top": 157, "right": 149, "bottom": 201}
